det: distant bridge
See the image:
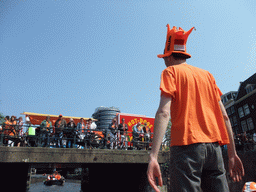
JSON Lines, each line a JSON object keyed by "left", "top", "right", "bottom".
{"left": 0, "top": 147, "right": 169, "bottom": 192}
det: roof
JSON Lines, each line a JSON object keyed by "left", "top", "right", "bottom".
{"left": 236, "top": 73, "right": 256, "bottom": 101}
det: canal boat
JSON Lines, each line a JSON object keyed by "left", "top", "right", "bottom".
{"left": 44, "top": 178, "right": 65, "bottom": 186}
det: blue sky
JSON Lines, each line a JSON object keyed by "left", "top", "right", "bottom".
{"left": 1, "top": 0, "right": 256, "bottom": 120}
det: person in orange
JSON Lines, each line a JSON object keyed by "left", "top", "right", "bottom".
{"left": 243, "top": 182, "right": 256, "bottom": 192}
{"left": 3, "top": 116, "right": 10, "bottom": 135}
{"left": 54, "top": 171, "right": 61, "bottom": 180}
{"left": 147, "top": 24, "right": 244, "bottom": 192}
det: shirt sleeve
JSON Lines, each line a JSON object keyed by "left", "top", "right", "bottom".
{"left": 160, "top": 68, "right": 176, "bottom": 100}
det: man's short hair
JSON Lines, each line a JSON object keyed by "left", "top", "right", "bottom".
{"left": 172, "top": 53, "right": 189, "bottom": 59}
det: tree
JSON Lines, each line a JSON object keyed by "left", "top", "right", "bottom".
{"left": 161, "top": 118, "right": 172, "bottom": 151}
{"left": 165, "top": 118, "right": 172, "bottom": 142}
{"left": 0, "top": 112, "right": 4, "bottom": 124}
{"left": 0, "top": 100, "right": 4, "bottom": 124}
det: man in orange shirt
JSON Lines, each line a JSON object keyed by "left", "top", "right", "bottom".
{"left": 54, "top": 171, "right": 61, "bottom": 180}
{"left": 147, "top": 24, "right": 244, "bottom": 192}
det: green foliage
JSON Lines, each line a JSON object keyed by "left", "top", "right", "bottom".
{"left": 0, "top": 112, "right": 4, "bottom": 124}
{"left": 166, "top": 118, "right": 172, "bottom": 138}
{"left": 163, "top": 118, "right": 171, "bottom": 142}
{"left": 161, "top": 118, "right": 172, "bottom": 152}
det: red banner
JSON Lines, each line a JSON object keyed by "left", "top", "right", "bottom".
{"left": 117, "top": 113, "right": 155, "bottom": 142}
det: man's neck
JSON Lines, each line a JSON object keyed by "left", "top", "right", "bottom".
{"left": 169, "top": 59, "right": 186, "bottom": 67}
{"left": 164, "top": 56, "right": 187, "bottom": 67}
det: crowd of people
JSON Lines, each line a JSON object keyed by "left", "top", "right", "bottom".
{"left": 0, "top": 114, "right": 98, "bottom": 148}
{"left": 0, "top": 115, "right": 25, "bottom": 147}
{"left": 108, "top": 117, "right": 152, "bottom": 149}
{"left": 1, "top": 114, "right": 256, "bottom": 152}
{"left": 0, "top": 114, "right": 152, "bottom": 150}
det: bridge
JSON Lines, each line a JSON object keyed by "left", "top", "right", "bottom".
{"left": 0, "top": 147, "right": 169, "bottom": 192}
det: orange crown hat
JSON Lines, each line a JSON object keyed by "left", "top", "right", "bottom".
{"left": 157, "top": 24, "right": 195, "bottom": 59}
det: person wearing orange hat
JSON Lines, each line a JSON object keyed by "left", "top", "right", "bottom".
{"left": 243, "top": 182, "right": 256, "bottom": 192}
{"left": 147, "top": 24, "right": 244, "bottom": 192}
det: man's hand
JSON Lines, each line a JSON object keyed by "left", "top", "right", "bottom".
{"left": 147, "top": 157, "right": 163, "bottom": 192}
{"left": 229, "top": 154, "right": 244, "bottom": 182}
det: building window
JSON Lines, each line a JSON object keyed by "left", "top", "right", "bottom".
{"left": 241, "top": 120, "right": 248, "bottom": 132}
{"left": 243, "top": 104, "right": 250, "bottom": 116}
{"left": 233, "top": 116, "right": 237, "bottom": 126}
{"left": 246, "top": 85, "right": 254, "bottom": 94}
{"left": 231, "top": 106, "right": 235, "bottom": 114}
{"left": 238, "top": 107, "right": 244, "bottom": 118}
{"left": 233, "top": 126, "right": 238, "bottom": 134}
{"left": 247, "top": 118, "right": 254, "bottom": 131}
{"left": 227, "top": 93, "right": 232, "bottom": 100}
{"left": 232, "top": 92, "right": 237, "bottom": 99}
{"left": 222, "top": 96, "right": 227, "bottom": 104}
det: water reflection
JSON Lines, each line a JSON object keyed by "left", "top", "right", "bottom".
{"left": 29, "top": 180, "right": 81, "bottom": 192}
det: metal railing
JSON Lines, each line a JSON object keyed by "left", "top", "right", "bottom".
{"left": 0, "top": 124, "right": 154, "bottom": 150}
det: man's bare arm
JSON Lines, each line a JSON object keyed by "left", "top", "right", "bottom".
{"left": 147, "top": 93, "right": 171, "bottom": 192}
{"left": 150, "top": 93, "right": 171, "bottom": 159}
{"left": 219, "top": 100, "right": 244, "bottom": 182}
{"left": 219, "top": 100, "right": 237, "bottom": 156}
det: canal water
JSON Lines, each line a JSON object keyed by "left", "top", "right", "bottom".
{"left": 29, "top": 180, "right": 81, "bottom": 192}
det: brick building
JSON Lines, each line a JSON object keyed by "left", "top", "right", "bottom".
{"left": 221, "top": 73, "right": 256, "bottom": 135}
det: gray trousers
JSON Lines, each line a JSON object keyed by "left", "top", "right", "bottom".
{"left": 170, "top": 142, "right": 229, "bottom": 192}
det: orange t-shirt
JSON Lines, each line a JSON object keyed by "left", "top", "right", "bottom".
{"left": 55, "top": 174, "right": 61, "bottom": 180}
{"left": 3, "top": 121, "right": 11, "bottom": 135}
{"left": 160, "top": 63, "right": 230, "bottom": 146}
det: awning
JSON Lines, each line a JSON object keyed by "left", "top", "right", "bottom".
{"left": 21, "top": 112, "right": 97, "bottom": 125}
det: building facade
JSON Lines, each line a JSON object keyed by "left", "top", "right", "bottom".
{"left": 221, "top": 91, "right": 239, "bottom": 134}
{"left": 221, "top": 73, "right": 256, "bottom": 135}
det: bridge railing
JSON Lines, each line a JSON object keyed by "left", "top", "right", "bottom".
{"left": 0, "top": 124, "right": 154, "bottom": 150}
